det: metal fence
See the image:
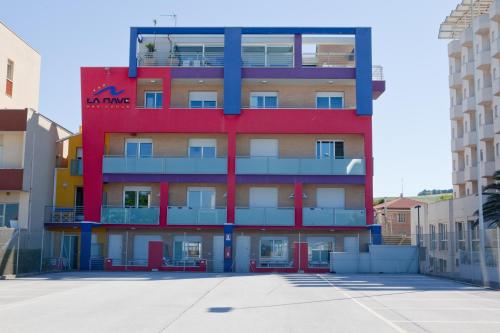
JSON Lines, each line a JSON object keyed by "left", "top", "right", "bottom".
{"left": 395, "top": 229, "right": 500, "bottom": 289}
{"left": 0, "top": 228, "right": 90, "bottom": 276}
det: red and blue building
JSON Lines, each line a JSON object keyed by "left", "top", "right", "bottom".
{"left": 46, "top": 27, "right": 385, "bottom": 272}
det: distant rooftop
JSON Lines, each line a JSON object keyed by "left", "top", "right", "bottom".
{"left": 438, "top": 0, "right": 493, "bottom": 39}
{"left": 374, "top": 197, "right": 424, "bottom": 210}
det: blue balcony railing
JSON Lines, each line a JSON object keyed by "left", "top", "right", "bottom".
{"left": 302, "top": 208, "right": 365, "bottom": 226}
{"left": 235, "top": 207, "right": 295, "bottom": 226}
{"left": 102, "top": 156, "right": 227, "bottom": 174}
{"left": 168, "top": 206, "right": 226, "bottom": 225}
{"left": 236, "top": 157, "right": 365, "bottom": 175}
{"left": 101, "top": 206, "right": 159, "bottom": 225}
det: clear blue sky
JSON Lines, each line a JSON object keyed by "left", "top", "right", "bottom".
{"left": 2, "top": 0, "right": 458, "bottom": 197}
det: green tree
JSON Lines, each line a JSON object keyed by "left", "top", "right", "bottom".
{"left": 475, "top": 170, "right": 500, "bottom": 227}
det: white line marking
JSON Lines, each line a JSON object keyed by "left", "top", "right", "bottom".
{"left": 392, "top": 320, "right": 500, "bottom": 324}
{"left": 317, "top": 275, "right": 407, "bottom": 333}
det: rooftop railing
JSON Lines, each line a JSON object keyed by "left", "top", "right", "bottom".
{"left": 137, "top": 51, "right": 224, "bottom": 67}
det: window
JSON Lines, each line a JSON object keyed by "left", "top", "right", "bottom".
{"left": 5, "top": 59, "right": 13, "bottom": 97}
{"left": 316, "top": 140, "right": 344, "bottom": 159}
{"left": 470, "top": 221, "right": 480, "bottom": 251}
{"left": 242, "top": 45, "right": 293, "bottom": 67}
{"left": 123, "top": 187, "right": 151, "bottom": 208}
{"left": 430, "top": 225, "right": 437, "bottom": 250}
{"left": 173, "top": 236, "right": 202, "bottom": 261}
{"left": 316, "top": 92, "right": 344, "bottom": 109}
{"left": 496, "top": 143, "right": 499, "bottom": 156}
{"left": 188, "top": 91, "right": 217, "bottom": 108}
{"left": 250, "top": 92, "right": 278, "bottom": 108}
{"left": 397, "top": 213, "right": 405, "bottom": 223}
{"left": 438, "top": 223, "right": 448, "bottom": 250}
{"left": 187, "top": 187, "right": 215, "bottom": 209}
{"left": 76, "top": 147, "right": 83, "bottom": 160}
{"left": 144, "top": 91, "right": 163, "bottom": 108}
{"left": 260, "top": 237, "right": 288, "bottom": 262}
{"left": 125, "top": 139, "right": 152, "bottom": 158}
{"left": 495, "top": 105, "right": 498, "bottom": 117}
{"left": 308, "top": 237, "right": 334, "bottom": 267}
{"left": 456, "top": 222, "right": 466, "bottom": 251}
{"left": 480, "top": 149, "right": 484, "bottom": 162}
{"left": 188, "top": 139, "right": 216, "bottom": 158}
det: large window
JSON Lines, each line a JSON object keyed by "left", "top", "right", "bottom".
{"left": 123, "top": 187, "right": 151, "bottom": 208}
{"left": 456, "top": 222, "right": 466, "bottom": 251}
{"left": 438, "top": 223, "right": 448, "bottom": 251}
{"left": 316, "top": 92, "right": 344, "bottom": 109}
{"left": 242, "top": 45, "right": 294, "bottom": 67}
{"left": 173, "top": 236, "right": 202, "bottom": 261}
{"left": 144, "top": 91, "right": 163, "bottom": 108}
{"left": 187, "top": 187, "right": 215, "bottom": 209}
{"left": 250, "top": 92, "right": 278, "bottom": 108}
{"left": 0, "top": 203, "right": 19, "bottom": 227}
{"left": 5, "top": 59, "right": 13, "bottom": 97}
{"left": 125, "top": 139, "right": 152, "bottom": 158}
{"left": 308, "top": 237, "right": 334, "bottom": 267}
{"left": 316, "top": 140, "right": 344, "bottom": 159}
{"left": 188, "top": 91, "right": 217, "bottom": 108}
{"left": 430, "top": 225, "right": 437, "bottom": 250}
{"left": 188, "top": 139, "right": 216, "bottom": 158}
{"left": 260, "top": 237, "right": 288, "bottom": 261}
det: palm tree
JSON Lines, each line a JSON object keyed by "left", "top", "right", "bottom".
{"left": 474, "top": 170, "right": 500, "bottom": 228}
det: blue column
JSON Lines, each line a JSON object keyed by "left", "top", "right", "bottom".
{"left": 79, "top": 223, "right": 92, "bottom": 270}
{"left": 223, "top": 224, "right": 234, "bottom": 272}
{"left": 369, "top": 224, "right": 382, "bottom": 245}
{"left": 129, "top": 27, "right": 138, "bottom": 78}
{"left": 223, "top": 28, "right": 242, "bottom": 115}
{"left": 355, "top": 28, "right": 373, "bottom": 116}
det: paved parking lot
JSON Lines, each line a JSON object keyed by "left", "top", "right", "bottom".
{"left": 1, "top": 272, "right": 500, "bottom": 332}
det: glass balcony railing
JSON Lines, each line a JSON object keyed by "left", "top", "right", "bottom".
{"left": 302, "top": 208, "right": 365, "bottom": 226}
{"left": 236, "top": 157, "right": 365, "bottom": 175}
{"left": 137, "top": 51, "right": 224, "bottom": 67}
{"left": 101, "top": 206, "right": 159, "bottom": 225}
{"left": 242, "top": 52, "right": 294, "bottom": 68}
{"left": 168, "top": 206, "right": 226, "bottom": 225}
{"left": 302, "top": 52, "right": 355, "bottom": 68}
{"left": 235, "top": 207, "right": 294, "bottom": 226}
{"left": 102, "top": 156, "right": 227, "bottom": 174}
{"left": 70, "top": 159, "right": 83, "bottom": 176}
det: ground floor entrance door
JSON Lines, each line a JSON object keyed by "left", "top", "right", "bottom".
{"left": 213, "top": 235, "right": 224, "bottom": 272}
{"left": 61, "top": 235, "right": 78, "bottom": 269}
{"left": 235, "top": 236, "right": 250, "bottom": 272}
{"left": 108, "top": 234, "right": 123, "bottom": 265}
{"left": 133, "top": 235, "right": 162, "bottom": 265}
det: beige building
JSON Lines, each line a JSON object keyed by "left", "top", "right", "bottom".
{"left": 0, "top": 21, "right": 41, "bottom": 110}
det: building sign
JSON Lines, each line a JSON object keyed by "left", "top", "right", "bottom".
{"left": 86, "top": 83, "right": 130, "bottom": 108}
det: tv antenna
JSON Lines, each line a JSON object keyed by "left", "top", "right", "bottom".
{"left": 160, "top": 14, "right": 178, "bottom": 27}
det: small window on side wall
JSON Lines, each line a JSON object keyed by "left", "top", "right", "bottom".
{"left": 5, "top": 60, "right": 13, "bottom": 97}
{"left": 316, "top": 92, "right": 344, "bottom": 109}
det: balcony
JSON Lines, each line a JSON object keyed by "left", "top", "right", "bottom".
{"left": 302, "top": 208, "right": 365, "bottom": 226}
{"left": 242, "top": 50, "right": 293, "bottom": 68}
{"left": 452, "top": 171, "right": 465, "bottom": 184}
{"left": 44, "top": 206, "right": 84, "bottom": 223}
{"left": 479, "top": 123, "right": 494, "bottom": 140}
{"left": 137, "top": 50, "right": 224, "bottom": 67}
{"left": 493, "top": 78, "right": 500, "bottom": 96}
{"left": 448, "top": 40, "right": 461, "bottom": 58}
{"left": 476, "top": 49, "right": 491, "bottom": 69}
{"left": 495, "top": 114, "right": 500, "bottom": 133}
{"left": 302, "top": 52, "right": 355, "bottom": 68}
{"left": 477, "top": 86, "right": 493, "bottom": 105}
{"left": 473, "top": 14, "right": 490, "bottom": 35}
{"left": 69, "top": 159, "right": 83, "bottom": 176}
{"left": 167, "top": 207, "right": 226, "bottom": 225}
{"left": 464, "top": 166, "right": 478, "bottom": 181}
{"left": 451, "top": 137, "right": 464, "bottom": 152}
{"left": 480, "top": 161, "right": 495, "bottom": 177}
{"left": 235, "top": 207, "right": 294, "bottom": 226}
{"left": 464, "top": 131, "right": 477, "bottom": 146}
{"left": 450, "top": 104, "right": 463, "bottom": 119}
{"left": 460, "top": 27, "right": 473, "bottom": 47}
{"left": 102, "top": 156, "right": 227, "bottom": 174}
{"left": 461, "top": 61, "right": 474, "bottom": 79}
{"left": 491, "top": 0, "right": 500, "bottom": 21}
{"left": 101, "top": 206, "right": 159, "bottom": 225}
{"left": 449, "top": 71, "right": 462, "bottom": 88}
{"left": 493, "top": 38, "right": 500, "bottom": 59}
{"left": 236, "top": 157, "right": 365, "bottom": 176}
{"left": 463, "top": 96, "right": 476, "bottom": 112}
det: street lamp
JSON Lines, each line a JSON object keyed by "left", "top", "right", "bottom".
{"left": 415, "top": 205, "right": 421, "bottom": 274}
